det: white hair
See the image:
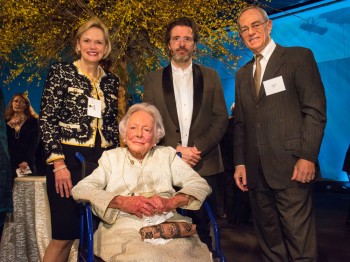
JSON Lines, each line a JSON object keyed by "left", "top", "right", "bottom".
{"left": 119, "top": 103, "right": 165, "bottom": 143}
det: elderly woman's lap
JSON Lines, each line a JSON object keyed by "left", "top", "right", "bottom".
{"left": 94, "top": 216, "right": 212, "bottom": 262}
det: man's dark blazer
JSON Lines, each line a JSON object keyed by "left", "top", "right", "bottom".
{"left": 234, "top": 44, "right": 326, "bottom": 189}
{"left": 143, "top": 63, "right": 228, "bottom": 177}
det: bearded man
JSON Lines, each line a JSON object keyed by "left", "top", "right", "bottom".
{"left": 143, "top": 17, "right": 228, "bottom": 251}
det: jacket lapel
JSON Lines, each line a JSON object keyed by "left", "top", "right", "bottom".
{"left": 162, "top": 65, "right": 180, "bottom": 128}
{"left": 257, "top": 45, "right": 285, "bottom": 103}
{"left": 191, "top": 64, "right": 203, "bottom": 124}
{"left": 241, "top": 59, "right": 256, "bottom": 101}
{"left": 162, "top": 63, "right": 204, "bottom": 131}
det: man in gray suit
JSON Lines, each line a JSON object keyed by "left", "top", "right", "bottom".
{"left": 143, "top": 17, "right": 228, "bottom": 250}
{"left": 234, "top": 6, "right": 326, "bottom": 261}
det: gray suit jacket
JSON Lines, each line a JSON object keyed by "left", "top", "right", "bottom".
{"left": 234, "top": 44, "right": 326, "bottom": 189}
{"left": 143, "top": 64, "right": 228, "bottom": 176}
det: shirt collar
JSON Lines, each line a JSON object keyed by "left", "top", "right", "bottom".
{"left": 257, "top": 39, "right": 276, "bottom": 62}
{"left": 171, "top": 62, "right": 192, "bottom": 74}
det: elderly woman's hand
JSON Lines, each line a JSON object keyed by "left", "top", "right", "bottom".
{"left": 109, "top": 195, "right": 158, "bottom": 219}
{"left": 148, "top": 194, "right": 193, "bottom": 214}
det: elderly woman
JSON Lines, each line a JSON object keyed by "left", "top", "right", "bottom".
{"left": 72, "top": 103, "right": 212, "bottom": 261}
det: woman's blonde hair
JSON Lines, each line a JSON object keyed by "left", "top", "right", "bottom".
{"left": 74, "top": 18, "right": 112, "bottom": 59}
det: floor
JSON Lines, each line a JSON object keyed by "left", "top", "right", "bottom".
{"left": 2, "top": 181, "right": 348, "bottom": 261}
{"left": 215, "top": 181, "right": 350, "bottom": 262}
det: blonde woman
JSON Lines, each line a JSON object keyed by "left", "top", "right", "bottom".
{"left": 40, "top": 18, "right": 119, "bottom": 261}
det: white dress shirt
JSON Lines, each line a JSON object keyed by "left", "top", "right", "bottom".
{"left": 254, "top": 39, "right": 277, "bottom": 85}
{"left": 171, "top": 62, "right": 193, "bottom": 147}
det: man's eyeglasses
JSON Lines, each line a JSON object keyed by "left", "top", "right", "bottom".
{"left": 239, "top": 20, "right": 269, "bottom": 36}
{"left": 170, "top": 36, "right": 194, "bottom": 44}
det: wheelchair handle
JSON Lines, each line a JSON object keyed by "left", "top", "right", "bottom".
{"left": 75, "top": 152, "right": 86, "bottom": 179}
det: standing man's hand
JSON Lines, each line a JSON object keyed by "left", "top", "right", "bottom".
{"left": 176, "top": 145, "right": 201, "bottom": 167}
{"left": 291, "top": 159, "right": 316, "bottom": 183}
{"left": 234, "top": 165, "right": 248, "bottom": 192}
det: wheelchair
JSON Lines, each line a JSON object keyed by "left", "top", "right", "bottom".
{"left": 75, "top": 151, "right": 226, "bottom": 262}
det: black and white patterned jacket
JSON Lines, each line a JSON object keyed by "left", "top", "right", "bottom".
{"left": 40, "top": 62, "right": 119, "bottom": 163}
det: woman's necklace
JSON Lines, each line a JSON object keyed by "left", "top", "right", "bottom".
{"left": 126, "top": 150, "right": 144, "bottom": 165}
{"left": 76, "top": 60, "right": 102, "bottom": 86}
{"left": 8, "top": 115, "right": 26, "bottom": 139}
{"left": 15, "top": 128, "right": 21, "bottom": 139}
{"left": 121, "top": 148, "right": 153, "bottom": 196}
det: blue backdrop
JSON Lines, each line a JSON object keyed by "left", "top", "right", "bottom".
{"left": 214, "top": 0, "right": 350, "bottom": 181}
{"left": 2, "top": 0, "right": 349, "bottom": 181}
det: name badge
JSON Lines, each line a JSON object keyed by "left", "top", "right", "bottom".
{"left": 263, "top": 76, "right": 286, "bottom": 96}
{"left": 87, "top": 97, "right": 102, "bottom": 118}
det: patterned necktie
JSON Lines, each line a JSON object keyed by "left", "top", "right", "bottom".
{"left": 254, "top": 54, "right": 263, "bottom": 96}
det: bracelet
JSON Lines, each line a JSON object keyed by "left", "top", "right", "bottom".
{"left": 53, "top": 165, "right": 67, "bottom": 173}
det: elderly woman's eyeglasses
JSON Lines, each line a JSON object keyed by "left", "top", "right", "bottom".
{"left": 239, "top": 20, "right": 269, "bottom": 36}
{"left": 170, "top": 36, "right": 194, "bottom": 43}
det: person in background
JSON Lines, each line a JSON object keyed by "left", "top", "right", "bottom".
{"left": 0, "top": 87, "right": 13, "bottom": 238}
{"left": 217, "top": 103, "right": 251, "bottom": 224}
{"left": 143, "top": 17, "right": 228, "bottom": 250}
{"left": 234, "top": 6, "right": 326, "bottom": 261}
{"left": 72, "top": 103, "right": 212, "bottom": 261}
{"left": 5, "top": 93, "right": 40, "bottom": 179}
{"left": 216, "top": 103, "right": 235, "bottom": 218}
{"left": 40, "top": 17, "right": 119, "bottom": 261}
